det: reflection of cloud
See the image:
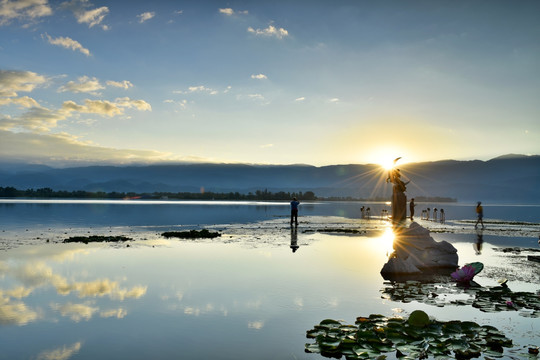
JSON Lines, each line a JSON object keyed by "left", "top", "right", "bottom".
{"left": 248, "top": 320, "right": 264, "bottom": 330}
{"left": 55, "top": 278, "right": 147, "bottom": 300}
{"left": 37, "top": 342, "right": 82, "bottom": 360}
{"left": 294, "top": 297, "right": 304, "bottom": 308}
{"left": 5, "top": 286, "right": 33, "bottom": 299}
{"left": 51, "top": 302, "right": 98, "bottom": 322}
{"left": 0, "top": 294, "right": 40, "bottom": 325}
{"left": 100, "top": 308, "right": 127, "bottom": 319}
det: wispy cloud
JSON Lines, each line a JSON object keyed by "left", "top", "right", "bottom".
{"left": 174, "top": 85, "right": 218, "bottom": 95}
{"left": 137, "top": 11, "right": 155, "bottom": 23}
{"left": 294, "top": 97, "right": 305, "bottom": 102}
{"left": 247, "top": 24, "right": 288, "bottom": 39}
{"left": 219, "top": 8, "right": 248, "bottom": 16}
{"left": 251, "top": 74, "right": 267, "bottom": 80}
{"left": 62, "top": 97, "right": 151, "bottom": 117}
{"left": 36, "top": 342, "right": 82, "bottom": 360}
{"left": 58, "top": 76, "right": 104, "bottom": 94}
{"left": 106, "top": 80, "right": 133, "bottom": 89}
{"left": 42, "top": 33, "right": 91, "bottom": 56}
{"left": 0, "top": 0, "right": 53, "bottom": 26}
{"left": 61, "top": 0, "right": 109, "bottom": 30}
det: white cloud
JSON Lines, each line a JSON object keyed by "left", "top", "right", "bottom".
{"left": 251, "top": 74, "right": 267, "bottom": 80}
{"left": 42, "top": 33, "right": 91, "bottom": 56}
{"left": 60, "top": 0, "right": 109, "bottom": 30}
{"left": 0, "top": 0, "right": 53, "bottom": 26}
{"left": 137, "top": 11, "right": 155, "bottom": 23}
{"left": 0, "top": 95, "right": 40, "bottom": 108}
{"left": 0, "top": 129, "right": 201, "bottom": 165}
{"left": 58, "top": 76, "right": 104, "bottom": 94}
{"left": 329, "top": 98, "right": 340, "bottom": 103}
{"left": 219, "top": 8, "right": 247, "bottom": 16}
{"left": 174, "top": 85, "right": 218, "bottom": 95}
{"left": 106, "top": 80, "right": 133, "bottom": 89}
{"left": 219, "top": 8, "right": 233, "bottom": 16}
{"left": 0, "top": 105, "right": 68, "bottom": 132}
{"left": 247, "top": 25, "right": 289, "bottom": 39}
{"left": 294, "top": 97, "right": 305, "bottom": 102}
{"left": 76, "top": 6, "right": 108, "bottom": 29}
{"left": 36, "top": 342, "right": 82, "bottom": 360}
{"left": 0, "top": 69, "right": 47, "bottom": 96}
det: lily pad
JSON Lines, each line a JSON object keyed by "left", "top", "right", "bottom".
{"left": 306, "top": 312, "right": 513, "bottom": 359}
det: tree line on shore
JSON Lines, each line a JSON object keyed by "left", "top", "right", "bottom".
{"left": 0, "top": 186, "right": 317, "bottom": 201}
{"left": 0, "top": 186, "right": 456, "bottom": 202}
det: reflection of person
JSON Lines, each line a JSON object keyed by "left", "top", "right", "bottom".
{"left": 440, "top": 208, "right": 445, "bottom": 223}
{"left": 473, "top": 228, "right": 484, "bottom": 254}
{"left": 290, "top": 197, "right": 300, "bottom": 226}
{"left": 360, "top": 206, "right": 365, "bottom": 219}
{"left": 290, "top": 227, "right": 299, "bottom": 253}
{"left": 409, "top": 198, "right": 416, "bottom": 220}
{"left": 475, "top": 201, "right": 485, "bottom": 229}
{"left": 433, "top": 208, "right": 438, "bottom": 222}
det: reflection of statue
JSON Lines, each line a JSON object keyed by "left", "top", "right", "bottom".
{"left": 386, "top": 157, "right": 409, "bottom": 223}
{"left": 290, "top": 227, "right": 299, "bottom": 253}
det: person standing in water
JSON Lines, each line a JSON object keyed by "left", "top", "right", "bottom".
{"left": 290, "top": 197, "right": 300, "bottom": 226}
{"left": 475, "top": 201, "right": 485, "bottom": 229}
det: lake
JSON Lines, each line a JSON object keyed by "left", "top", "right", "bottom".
{"left": 0, "top": 200, "right": 539, "bottom": 359}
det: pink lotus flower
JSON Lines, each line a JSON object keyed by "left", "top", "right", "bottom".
{"left": 451, "top": 265, "right": 476, "bottom": 283}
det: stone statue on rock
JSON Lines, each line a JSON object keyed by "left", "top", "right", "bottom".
{"left": 380, "top": 222, "right": 459, "bottom": 280}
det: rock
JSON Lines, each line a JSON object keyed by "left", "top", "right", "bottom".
{"left": 380, "top": 222, "right": 458, "bottom": 279}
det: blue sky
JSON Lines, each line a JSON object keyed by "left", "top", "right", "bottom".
{"left": 1, "top": 0, "right": 539, "bottom": 167}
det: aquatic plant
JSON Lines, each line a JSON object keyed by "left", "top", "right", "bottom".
{"left": 63, "top": 235, "right": 132, "bottom": 244}
{"left": 451, "top": 262, "right": 483, "bottom": 284}
{"left": 305, "top": 312, "right": 513, "bottom": 359}
{"left": 381, "top": 281, "right": 540, "bottom": 318}
{"left": 161, "top": 229, "right": 221, "bottom": 239}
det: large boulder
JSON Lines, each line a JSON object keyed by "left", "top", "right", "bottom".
{"left": 380, "top": 222, "right": 458, "bottom": 279}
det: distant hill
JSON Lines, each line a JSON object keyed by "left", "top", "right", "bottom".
{"left": 1, "top": 155, "right": 539, "bottom": 203}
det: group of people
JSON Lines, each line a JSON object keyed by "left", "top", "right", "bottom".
{"left": 409, "top": 199, "right": 445, "bottom": 223}
{"left": 290, "top": 197, "right": 486, "bottom": 229}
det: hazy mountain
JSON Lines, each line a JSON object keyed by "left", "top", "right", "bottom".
{"left": 1, "top": 155, "right": 539, "bottom": 203}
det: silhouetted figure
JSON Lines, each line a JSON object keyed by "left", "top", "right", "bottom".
{"left": 290, "top": 227, "right": 299, "bottom": 253}
{"left": 475, "top": 201, "right": 485, "bottom": 229}
{"left": 433, "top": 208, "right": 438, "bottom": 222}
{"left": 474, "top": 228, "right": 484, "bottom": 254}
{"left": 360, "top": 206, "right": 365, "bottom": 219}
{"left": 366, "top": 207, "right": 371, "bottom": 219}
{"left": 409, "top": 198, "right": 416, "bottom": 220}
{"left": 290, "top": 197, "right": 299, "bottom": 226}
{"left": 440, "top": 208, "right": 445, "bottom": 223}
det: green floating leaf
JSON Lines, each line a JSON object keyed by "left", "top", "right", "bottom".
{"left": 305, "top": 312, "right": 514, "bottom": 359}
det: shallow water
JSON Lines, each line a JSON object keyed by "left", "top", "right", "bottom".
{"left": 0, "top": 201, "right": 539, "bottom": 359}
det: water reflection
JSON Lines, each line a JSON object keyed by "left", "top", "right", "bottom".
{"left": 474, "top": 228, "right": 484, "bottom": 255}
{"left": 0, "top": 245, "right": 147, "bottom": 327}
{"left": 290, "top": 227, "right": 299, "bottom": 253}
{"left": 36, "top": 342, "right": 82, "bottom": 360}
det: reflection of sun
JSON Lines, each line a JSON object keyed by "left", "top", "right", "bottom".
{"left": 380, "top": 226, "right": 395, "bottom": 254}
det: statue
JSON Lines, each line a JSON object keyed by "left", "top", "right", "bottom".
{"left": 386, "top": 157, "right": 409, "bottom": 223}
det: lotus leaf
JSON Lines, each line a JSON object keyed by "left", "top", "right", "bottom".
{"left": 306, "top": 312, "right": 513, "bottom": 359}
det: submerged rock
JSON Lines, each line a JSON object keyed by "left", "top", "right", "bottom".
{"left": 380, "top": 222, "right": 458, "bottom": 279}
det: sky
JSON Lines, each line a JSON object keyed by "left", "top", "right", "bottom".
{"left": 1, "top": 0, "right": 539, "bottom": 167}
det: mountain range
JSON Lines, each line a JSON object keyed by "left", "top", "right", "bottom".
{"left": 1, "top": 154, "right": 539, "bottom": 203}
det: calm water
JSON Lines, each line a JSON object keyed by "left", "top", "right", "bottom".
{"left": 0, "top": 200, "right": 539, "bottom": 359}
{"left": 1, "top": 199, "right": 539, "bottom": 230}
